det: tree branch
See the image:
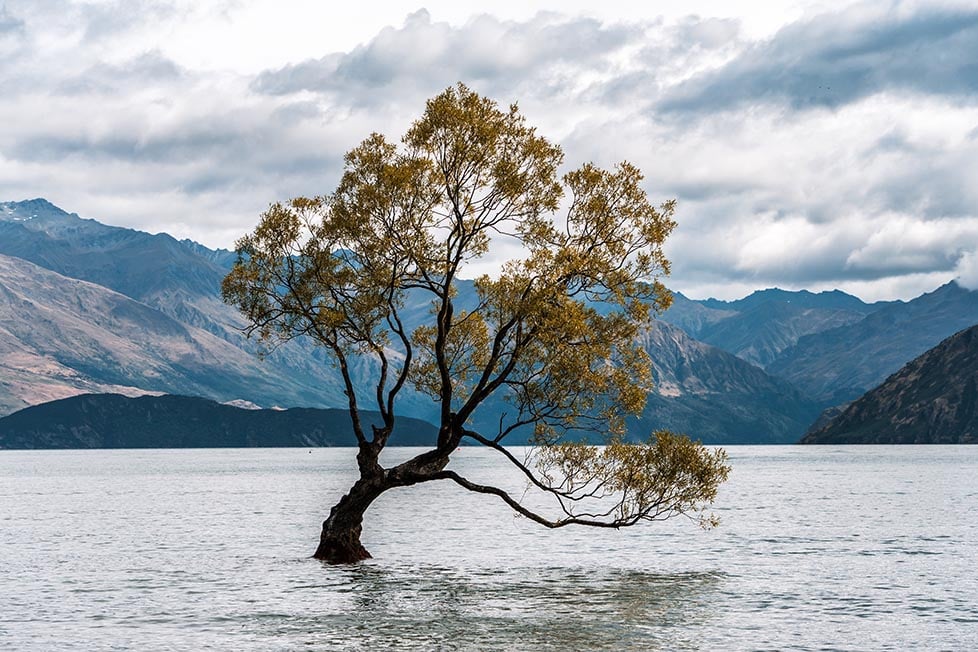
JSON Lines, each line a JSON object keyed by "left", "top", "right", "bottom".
{"left": 429, "top": 470, "right": 639, "bottom": 529}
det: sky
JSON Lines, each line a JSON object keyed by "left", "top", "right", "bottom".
{"left": 1, "top": 0, "right": 977, "bottom": 301}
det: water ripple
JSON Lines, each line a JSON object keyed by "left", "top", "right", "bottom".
{"left": 1, "top": 446, "right": 977, "bottom": 650}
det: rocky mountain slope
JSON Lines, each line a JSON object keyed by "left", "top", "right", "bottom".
{"left": 696, "top": 301, "right": 870, "bottom": 368}
{"left": 657, "top": 292, "right": 735, "bottom": 337}
{"left": 0, "top": 199, "right": 353, "bottom": 410}
{"left": 801, "top": 324, "right": 978, "bottom": 444}
{"left": 0, "top": 253, "right": 336, "bottom": 415}
{"left": 0, "top": 393, "right": 438, "bottom": 449}
{"left": 632, "top": 321, "right": 821, "bottom": 443}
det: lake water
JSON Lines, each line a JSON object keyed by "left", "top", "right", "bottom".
{"left": 1, "top": 446, "right": 976, "bottom": 650}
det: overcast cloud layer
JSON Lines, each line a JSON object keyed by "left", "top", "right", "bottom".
{"left": 1, "top": 0, "right": 977, "bottom": 301}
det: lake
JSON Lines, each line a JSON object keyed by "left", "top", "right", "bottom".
{"left": 1, "top": 446, "right": 976, "bottom": 650}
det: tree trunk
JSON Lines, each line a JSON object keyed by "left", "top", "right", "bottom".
{"left": 313, "top": 478, "right": 384, "bottom": 564}
{"left": 312, "top": 446, "right": 453, "bottom": 564}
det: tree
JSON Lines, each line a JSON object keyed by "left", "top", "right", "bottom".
{"left": 222, "top": 84, "right": 730, "bottom": 564}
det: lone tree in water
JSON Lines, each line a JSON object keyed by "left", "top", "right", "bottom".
{"left": 223, "top": 84, "right": 730, "bottom": 564}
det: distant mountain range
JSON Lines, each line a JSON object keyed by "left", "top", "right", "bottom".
{"left": 660, "top": 288, "right": 881, "bottom": 368}
{"left": 0, "top": 393, "right": 437, "bottom": 449}
{"left": 2, "top": 198, "right": 977, "bottom": 445}
{"left": 686, "top": 294, "right": 876, "bottom": 368}
{"left": 0, "top": 199, "right": 351, "bottom": 414}
{"left": 766, "top": 282, "right": 978, "bottom": 407}
{"left": 632, "top": 321, "right": 819, "bottom": 443}
{"left": 662, "top": 281, "right": 978, "bottom": 413}
{"left": 801, "top": 325, "right": 978, "bottom": 444}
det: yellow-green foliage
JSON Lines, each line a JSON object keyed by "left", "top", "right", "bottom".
{"left": 223, "top": 83, "right": 729, "bottom": 529}
{"left": 535, "top": 432, "right": 731, "bottom": 527}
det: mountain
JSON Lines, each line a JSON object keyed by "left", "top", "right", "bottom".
{"left": 0, "top": 199, "right": 224, "bottom": 300}
{"left": 698, "top": 287, "right": 878, "bottom": 313}
{"left": 695, "top": 301, "right": 872, "bottom": 367}
{"left": 630, "top": 320, "right": 821, "bottom": 443}
{"left": 767, "top": 282, "right": 978, "bottom": 407}
{"left": 801, "top": 325, "right": 978, "bottom": 444}
{"left": 658, "top": 292, "right": 735, "bottom": 338}
{"left": 179, "top": 239, "right": 238, "bottom": 269}
{"left": 0, "top": 393, "right": 439, "bottom": 449}
{"left": 0, "top": 198, "right": 353, "bottom": 411}
{"left": 0, "top": 253, "right": 336, "bottom": 415}
{"left": 660, "top": 287, "right": 880, "bottom": 367}
{"left": 0, "top": 198, "right": 848, "bottom": 443}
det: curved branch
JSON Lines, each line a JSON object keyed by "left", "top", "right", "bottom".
{"left": 428, "top": 470, "right": 639, "bottom": 529}
{"left": 462, "top": 430, "right": 612, "bottom": 504}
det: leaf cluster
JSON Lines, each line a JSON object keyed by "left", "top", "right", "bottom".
{"left": 534, "top": 431, "right": 731, "bottom": 528}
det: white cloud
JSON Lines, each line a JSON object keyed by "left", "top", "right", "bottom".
{"left": 955, "top": 250, "right": 978, "bottom": 290}
{"left": 2, "top": 0, "right": 977, "bottom": 302}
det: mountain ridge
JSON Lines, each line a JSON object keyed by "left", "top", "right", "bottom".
{"left": 660, "top": 286, "right": 888, "bottom": 368}
{"left": 767, "top": 281, "right": 978, "bottom": 407}
{"left": 0, "top": 198, "right": 352, "bottom": 412}
{"left": 0, "top": 252, "right": 336, "bottom": 415}
{"left": 698, "top": 287, "right": 878, "bottom": 313}
{"left": 3, "top": 197, "right": 965, "bottom": 445}
{"left": 801, "top": 324, "right": 978, "bottom": 444}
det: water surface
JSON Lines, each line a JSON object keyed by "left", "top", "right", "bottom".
{"left": 1, "top": 446, "right": 976, "bottom": 650}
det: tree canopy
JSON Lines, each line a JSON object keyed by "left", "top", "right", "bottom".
{"left": 222, "top": 83, "right": 729, "bottom": 563}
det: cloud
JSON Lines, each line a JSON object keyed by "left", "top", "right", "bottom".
{"left": 0, "top": 5, "right": 25, "bottom": 59}
{"left": 0, "top": 6, "right": 24, "bottom": 34}
{"left": 0, "top": 37, "right": 346, "bottom": 243}
{"left": 843, "top": 216, "right": 978, "bottom": 276}
{"left": 252, "top": 10, "right": 642, "bottom": 107}
{"left": 955, "top": 249, "right": 978, "bottom": 290}
{"left": 3, "top": 1, "right": 978, "bottom": 302}
{"left": 55, "top": 51, "right": 184, "bottom": 96}
{"left": 74, "top": 0, "right": 180, "bottom": 43}
{"left": 659, "top": 4, "right": 978, "bottom": 115}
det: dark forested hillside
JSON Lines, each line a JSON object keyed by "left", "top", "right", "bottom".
{"left": 0, "top": 393, "right": 438, "bottom": 449}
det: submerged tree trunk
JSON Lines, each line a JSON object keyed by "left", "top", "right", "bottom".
{"left": 313, "top": 477, "right": 385, "bottom": 563}
{"left": 313, "top": 445, "right": 454, "bottom": 564}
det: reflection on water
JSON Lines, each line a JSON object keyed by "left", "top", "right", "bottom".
{"left": 278, "top": 565, "right": 724, "bottom": 651}
{"left": 1, "top": 446, "right": 977, "bottom": 650}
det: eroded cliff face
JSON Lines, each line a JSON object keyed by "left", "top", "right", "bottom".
{"left": 801, "top": 324, "right": 978, "bottom": 444}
